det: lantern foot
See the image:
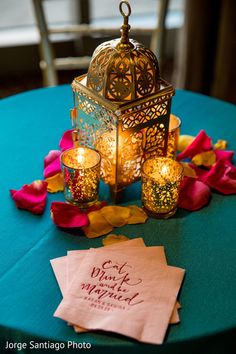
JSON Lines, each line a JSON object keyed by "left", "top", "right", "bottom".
{"left": 109, "top": 187, "right": 124, "bottom": 204}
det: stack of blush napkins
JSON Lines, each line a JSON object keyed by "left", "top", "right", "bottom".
{"left": 51, "top": 238, "right": 185, "bottom": 345}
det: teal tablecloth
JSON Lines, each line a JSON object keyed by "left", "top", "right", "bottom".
{"left": 0, "top": 86, "right": 236, "bottom": 354}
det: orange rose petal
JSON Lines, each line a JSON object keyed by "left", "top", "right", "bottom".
{"left": 85, "top": 201, "right": 107, "bottom": 213}
{"left": 45, "top": 173, "right": 64, "bottom": 193}
{"left": 102, "top": 234, "right": 130, "bottom": 246}
{"left": 214, "top": 139, "right": 227, "bottom": 150}
{"left": 127, "top": 205, "right": 148, "bottom": 224}
{"left": 177, "top": 135, "right": 195, "bottom": 152}
{"left": 100, "top": 206, "right": 131, "bottom": 227}
{"left": 67, "top": 322, "right": 88, "bottom": 333}
{"left": 181, "top": 162, "right": 197, "bottom": 178}
{"left": 82, "top": 210, "right": 113, "bottom": 238}
{"left": 192, "top": 150, "right": 216, "bottom": 167}
{"left": 73, "top": 325, "right": 88, "bottom": 333}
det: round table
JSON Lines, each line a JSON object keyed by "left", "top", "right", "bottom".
{"left": 0, "top": 86, "right": 236, "bottom": 354}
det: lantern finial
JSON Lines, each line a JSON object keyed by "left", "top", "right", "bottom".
{"left": 117, "top": 1, "right": 134, "bottom": 50}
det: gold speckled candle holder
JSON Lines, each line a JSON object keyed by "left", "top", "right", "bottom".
{"left": 167, "top": 114, "right": 181, "bottom": 159}
{"left": 61, "top": 147, "right": 101, "bottom": 208}
{"left": 141, "top": 157, "right": 183, "bottom": 219}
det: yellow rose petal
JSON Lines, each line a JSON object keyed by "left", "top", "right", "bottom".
{"left": 178, "top": 135, "right": 195, "bottom": 152}
{"left": 100, "top": 206, "right": 131, "bottom": 227}
{"left": 82, "top": 210, "right": 113, "bottom": 238}
{"left": 192, "top": 150, "right": 216, "bottom": 167}
{"left": 102, "top": 234, "right": 130, "bottom": 246}
{"left": 214, "top": 139, "right": 227, "bottom": 150}
{"left": 127, "top": 205, "right": 148, "bottom": 224}
{"left": 181, "top": 162, "right": 197, "bottom": 178}
{"left": 73, "top": 325, "right": 88, "bottom": 333}
{"left": 32, "top": 180, "right": 44, "bottom": 189}
{"left": 45, "top": 173, "right": 64, "bottom": 193}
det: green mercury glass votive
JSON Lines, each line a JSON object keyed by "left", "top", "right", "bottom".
{"left": 141, "top": 157, "right": 184, "bottom": 219}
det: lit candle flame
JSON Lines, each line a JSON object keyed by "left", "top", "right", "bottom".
{"left": 77, "top": 147, "right": 84, "bottom": 164}
{"left": 161, "top": 165, "right": 169, "bottom": 176}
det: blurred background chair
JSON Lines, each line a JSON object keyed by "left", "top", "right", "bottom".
{"left": 1, "top": 0, "right": 235, "bottom": 104}
{"left": 32, "top": 0, "right": 170, "bottom": 86}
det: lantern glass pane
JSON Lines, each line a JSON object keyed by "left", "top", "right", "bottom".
{"left": 72, "top": 76, "right": 174, "bottom": 195}
{"left": 73, "top": 91, "right": 119, "bottom": 192}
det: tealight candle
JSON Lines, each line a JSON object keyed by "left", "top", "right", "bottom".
{"left": 95, "top": 130, "right": 142, "bottom": 189}
{"left": 61, "top": 147, "right": 101, "bottom": 208}
{"left": 141, "top": 157, "right": 183, "bottom": 218}
{"left": 167, "top": 114, "right": 181, "bottom": 159}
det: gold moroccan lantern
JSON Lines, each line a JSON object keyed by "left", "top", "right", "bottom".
{"left": 70, "top": 1, "right": 174, "bottom": 201}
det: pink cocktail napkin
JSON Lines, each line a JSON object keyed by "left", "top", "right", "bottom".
{"left": 51, "top": 238, "right": 145, "bottom": 295}
{"left": 51, "top": 238, "right": 185, "bottom": 345}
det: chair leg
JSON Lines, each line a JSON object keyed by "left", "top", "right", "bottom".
{"left": 150, "top": 0, "right": 169, "bottom": 69}
{"left": 32, "top": 0, "right": 58, "bottom": 86}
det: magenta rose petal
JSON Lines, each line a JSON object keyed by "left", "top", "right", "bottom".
{"left": 203, "top": 160, "right": 236, "bottom": 194}
{"left": 10, "top": 180, "right": 48, "bottom": 214}
{"left": 59, "top": 130, "right": 74, "bottom": 152}
{"left": 190, "top": 164, "right": 209, "bottom": 183}
{"left": 178, "top": 177, "right": 211, "bottom": 211}
{"left": 214, "top": 149, "right": 234, "bottom": 162}
{"left": 44, "top": 150, "right": 61, "bottom": 178}
{"left": 44, "top": 157, "right": 61, "bottom": 179}
{"left": 44, "top": 150, "right": 61, "bottom": 167}
{"left": 50, "top": 202, "right": 89, "bottom": 228}
{"left": 177, "top": 130, "right": 212, "bottom": 161}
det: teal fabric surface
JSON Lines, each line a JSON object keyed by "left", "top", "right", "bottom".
{"left": 0, "top": 86, "right": 236, "bottom": 353}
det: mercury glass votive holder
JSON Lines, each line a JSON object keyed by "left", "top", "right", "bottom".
{"left": 167, "top": 114, "right": 181, "bottom": 159}
{"left": 141, "top": 157, "right": 184, "bottom": 219}
{"left": 61, "top": 147, "right": 101, "bottom": 208}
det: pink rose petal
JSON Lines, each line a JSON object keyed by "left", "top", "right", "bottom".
{"left": 50, "top": 202, "right": 89, "bottom": 228}
{"left": 59, "top": 130, "right": 74, "bottom": 151}
{"left": 44, "top": 150, "right": 61, "bottom": 178}
{"left": 202, "top": 160, "right": 236, "bottom": 194}
{"left": 10, "top": 180, "right": 47, "bottom": 214}
{"left": 214, "top": 149, "right": 234, "bottom": 162}
{"left": 177, "top": 130, "right": 212, "bottom": 161}
{"left": 44, "top": 150, "right": 61, "bottom": 167}
{"left": 190, "top": 164, "right": 209, "bottom": 182}
{"left": 178, "top": 177, "right": 211, "bottom": 211}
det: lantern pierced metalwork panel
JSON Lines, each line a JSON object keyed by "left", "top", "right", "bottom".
{"left": 70, "top": 1, "right": 174, "bottom": 201}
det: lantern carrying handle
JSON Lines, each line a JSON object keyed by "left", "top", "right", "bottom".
{"left": 118, "top": 1, "right": 134, "bottom": 48}
{"left": 119, "top": 1, "right": 131, "bottom": 19}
